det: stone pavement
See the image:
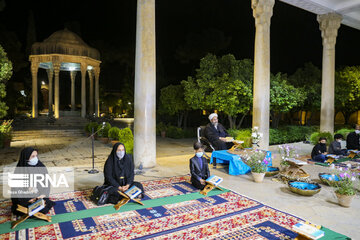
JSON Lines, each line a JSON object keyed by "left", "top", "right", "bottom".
{"left": 0, "top": 131, "right": 359, "bottom": 238}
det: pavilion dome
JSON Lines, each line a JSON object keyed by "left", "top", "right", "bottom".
{"left": 31, "top": 28, "right": 100, "bottom": 60}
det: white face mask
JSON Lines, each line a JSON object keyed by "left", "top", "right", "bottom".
{"left": 28, "top": 156, "right": 39, "bottom": 166}
{"left": 196, "top": 152, "right": 204, "bottom": 158}
{"left": 355, "top": 130, "right": 360, "bottom": 134}
{"left": 336, "top": 139, "right": 342, "bottom": 142}
{"left": 116, "top": 151, "right": 125, "bottom": 160}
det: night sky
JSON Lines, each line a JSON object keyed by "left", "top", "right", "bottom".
{"left": 1, "top": 0, "right": 360, "bottom": 90}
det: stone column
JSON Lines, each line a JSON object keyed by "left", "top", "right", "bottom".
{"left": 318, "top": 13, "right": 342, "bottom": 133}
{"left": 251, "top": 0, "right": 275, "bottom": 150}
{"left": 31, "top": 61, "right": 39, "bottom": 118}
{"left": 88, "top": 69, "right": 94, "bottom": 115}
{"left": 94, "top": 67, "right": 100, "bottom": 117}
{"left": 53, "top": 62, "right": 61, "bottom": 118}
{"left": 80, "top": 63, "right": 87, "bottom": 118}
{"left": 134, "top": 0, "right": 156, "bottom": 168}
{"left": 70, "top": 71, "right": 77, "bottom": 111}
{"left": 46, "top": 69, "right": 54, "bottom": 113}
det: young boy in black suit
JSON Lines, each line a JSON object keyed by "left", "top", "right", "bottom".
{"left": 189, "top": 142, "right": 210, "bottom": 190}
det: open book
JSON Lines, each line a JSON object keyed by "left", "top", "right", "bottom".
{"left": 292, "top": 222, "right": 324, "bottom": 239}
{"left": 28, "top": 198, "right": 45, "bottom": 216}
{"left": 124, "top": 186, "right": 142, "bottom": 199}
{"left": 206, "top": 175, "right": 223, "bottom": 186}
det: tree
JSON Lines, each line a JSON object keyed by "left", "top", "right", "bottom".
{"left": 335, "top": 66, "right": 360, "bottom": 124}
{"left": 182, "top": 54, "right": 253, "bottom": 129}
{"left": 0, "top": 45, "right": 12, "bottom": 118}
{"left": 270, "top": 73, "right": 305, "bottom": 128}
{"left": 288, "top": 62, "right": 321, "bottom": 125}
{"left": 159, "top": 84, "right": 189, "bottom": 128}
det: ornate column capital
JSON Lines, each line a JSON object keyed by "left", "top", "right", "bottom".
{"left": 30, "top": 61, "right": 39, "bottom": 74}
{"left": 317, "top": 13, "right": 342, "bottom": 49}
{"left": 252, "top": 0, "right": 275, "bottom": 27}
{"left": 93, "top": 66, "right": 100, "bottom": 79}
{"left": 53, "top": 62, "right": 61, "bottom": 73}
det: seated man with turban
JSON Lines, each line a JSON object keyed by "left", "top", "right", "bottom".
{"left": 204, "top": 113, "right": 233, "bottom": 150}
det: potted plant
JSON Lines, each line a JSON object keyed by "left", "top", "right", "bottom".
{"left": 278, "top": 144, "right": 298, "bottom": 171}
{"left": 108, "top": 126, "right": 120, "bottom": 145}
{"left": 326, "top": 166, "right": 359, "bottom": 207}
{"left": 97, "top": 122, "right": 111, "bottom": 144}
{"left": 0, "top": 120, "right": 13, "bottom": 148}
{"left": 251, "top": 126, "right": 263, "bottom": 149}
{"left": 245, "top": 149, "right": 268, "bottom": 183}
{"left": 157, "top": 122, "right": 167, "bottom": 138}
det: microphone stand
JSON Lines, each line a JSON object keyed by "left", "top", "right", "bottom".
{"left": 88, "top": 123, "right": 105, "bottom": 174}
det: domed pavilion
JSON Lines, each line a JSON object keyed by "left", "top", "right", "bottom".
{"left": 29, "top": 28, "right": 101, "bottom": 118}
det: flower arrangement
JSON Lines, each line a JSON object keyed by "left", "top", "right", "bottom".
{"left": 251, "top": 126, "right": 263, "bottom": 146}
{"left": 326, "top": 164, "right": 360, "bottom": 196}
{"left": 244, "top": 149, "right": 268, "bottom": 173}
{"left": 278, "top": 144, "right": 299, "bottom": 166}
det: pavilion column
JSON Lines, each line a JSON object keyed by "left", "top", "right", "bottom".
{"left": 70, "top": 71, "right": 77, "bottom": 111}
{"left": 46, "top": 69, "right": 54, "bottom": 113}
{"left": 53, "top": 62, "right": 61, "bottom": 118}
{"left": 94, "top": 67, "right": 100, "bottom": 117}
{"left": 251, "top": 0, "right": 275, "bottom": 150}
{"left": 88, "top": 69, "right": 94, "bottom": 115}
{"left": 31, "top": 61, "right": 39, "bottom": 118}
{"left": 318, "top": 13, "right": 342, "bottom": 133}
{"left": 134, "top": 0, "right": 156, "bottom": 168}
{"left": 80, "top": 63, "right": 87, "bottom": 118}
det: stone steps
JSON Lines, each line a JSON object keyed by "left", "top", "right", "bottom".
{"left": 13, "top": 116, "right": 89, "bottom": 131}
{"left": 12, "top": 129, "right": 85, "bottom": 141}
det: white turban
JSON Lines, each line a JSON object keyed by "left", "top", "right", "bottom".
{"left": 208, "top": 113, "right": 218, "bottom": 121}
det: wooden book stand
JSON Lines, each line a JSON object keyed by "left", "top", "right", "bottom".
{"left": 200, "top": 183, "right": 223, "bottom": 196}
{"left": 11, "top": 204, "right": 51, "bottom": 229}
{"left": 114, "top": 191, "right": 144, "bottom": 211}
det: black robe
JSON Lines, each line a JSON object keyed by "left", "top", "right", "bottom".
{"left": 11, "top": 147, "right": 55, "bottom": 216}
{"left": 346, "top": 132, "right": 360, "bottom": 150}
{"left": 103, "top": 143, "right": 144, "bottom": 203}
{"left": 204, "top": 123, "right": 232, "bottom": 150}
{"left": 311, "top": 143, "right": 327, "bottom": 159}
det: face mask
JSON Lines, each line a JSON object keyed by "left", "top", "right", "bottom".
{"left": 116, "top": 151, "right": 125, "bottom": 159}
{"left": 196, "top": 152, "right": 204, "bottom": 158}
{"left": 355, "top": 130, "right": 360, "bottom": 134}
{"left": 28, "top": 156, "right": 38, "bottom": 166}
{"left": 336, "top": 139, "right": 342, "bottom": 142}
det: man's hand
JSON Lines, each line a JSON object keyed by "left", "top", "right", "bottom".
{"left": 200, "top": 179, "right": 206, "bottom": 185}
{"left": 219, "top": 137, "right": 227, "bottom": 142}
{"left": 118, "top": 186, "right": 124, "bottom": 192}
{"left": 28, "top": 195, "right": 45, "bottom": 203}
{"left": 323, "top": 152, "right": 328, "bottom": 155}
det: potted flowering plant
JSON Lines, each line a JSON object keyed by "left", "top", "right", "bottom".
{"left": 251, "top": 126, "right": 263, "bottom": 149}
{"left": 245, "top": 149, "right": 268, "bottom": 183}
{"left": 278, "top": 144, "right": 298, "bottom": 170}
{"left": 326, "top": 165, "right": 360, "bottom": 207}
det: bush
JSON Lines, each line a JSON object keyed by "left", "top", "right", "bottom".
{"left": 269, "top": 126, "right": 317, "bottom": 145}
{"left": 228, "top": 128, "right": 252, "bottom": 148}
{"left": 108, "top": 127, "right": 120, "bottom": 140}
{"left": 85, "top": 122, "right": 99, "bottom": 133}
{"left": 310, "top": 131, "right": 333, "bottom": 146}
{"left": 183, "top": 128, "right": 196, "bottom": 138}
{"left": 334, "top": 128, "right": 353, "bottom": 139}
{"left": 97, "top": 122, "right": 111, "bottom": 138}
{"left": 156, "top": 122, "right": 167, "bottom": 135}
{"left": 118, "top": 128, "right": 134, "bottom": 154}
{"left": 166, "top": 125, "right": 184, "bottom": 139}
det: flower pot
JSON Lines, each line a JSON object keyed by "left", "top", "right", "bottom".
{"left": 161, "top": 131, "right": 166, "bottom": 138}
{"left": 99, "top": 137, "right": 109, "bottom": 144}
{"left": 251, "top": 172, "right": 265, "bottom": 183}
{"left": 111, "top": 140, "right": 119, "bottom": 146}
{"left": 336, "top": 193, "right": 355, "bottom": 208}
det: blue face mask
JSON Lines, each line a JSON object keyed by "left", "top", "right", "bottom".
{"left": 28, "top": 157, "right": 39, "bottom": 166}
{"left": 196, "top": 152, "right": 204, "bottom": 158}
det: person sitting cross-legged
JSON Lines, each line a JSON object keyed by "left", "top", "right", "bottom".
{"left": 311, "top": 137, "right": 328, "bottom": 163}
{"left": 328, "top": 134, "right": 347, "bottom": 156}
{"left": 189, "top": 142, "right": 210, "bottom": 190}
{"left": 346, "top": 124, "right": 360, "bottom": 150}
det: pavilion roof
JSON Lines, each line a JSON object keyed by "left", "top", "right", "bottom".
{"left": 31, "top": 28, "right": 100, "bottom": 60}
{"left": 280, "top": 0, "right": 360, "bottom": 30}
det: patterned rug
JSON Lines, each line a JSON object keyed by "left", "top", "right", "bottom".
{"left": 0, "top": 176, "right": 350, "bottom": 240}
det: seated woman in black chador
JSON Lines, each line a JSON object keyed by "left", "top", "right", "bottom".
{"left": 189, "top": 142, "right": 210, "bottom": 190}
{"left": 104, "top": 143, "right": 144, "bottom": 204}
{"left": 11, "top": 147, "right": 55, "bottom": 216}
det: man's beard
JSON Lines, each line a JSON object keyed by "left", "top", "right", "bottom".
{"left": 212, "top": 122, "right": 218, "bottom": 128}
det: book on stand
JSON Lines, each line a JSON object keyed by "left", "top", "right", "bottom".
{"left": 292, "top": 222, "right": 324, "bottom": 239}
{"left": 124, "top": 186, "right": 142, "bottom": 199}
{"left": 206, "top": 175, "right": 223, "bottom": 186}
